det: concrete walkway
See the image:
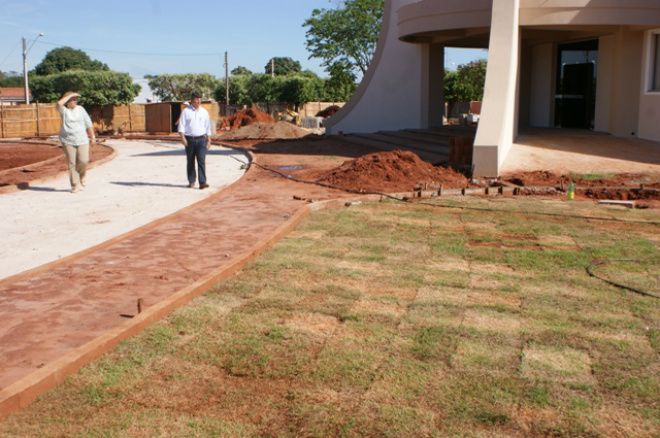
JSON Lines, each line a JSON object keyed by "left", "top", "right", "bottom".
{"left": 0, "top": 139, "right": 248, "bottom": 280}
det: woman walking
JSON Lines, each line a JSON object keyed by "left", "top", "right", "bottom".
{"left": 56, "top": 91, "right": 95, "bottom": 193}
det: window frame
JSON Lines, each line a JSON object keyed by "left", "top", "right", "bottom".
{"left": 645, "top": 29, "right": 660, "bottom": 94}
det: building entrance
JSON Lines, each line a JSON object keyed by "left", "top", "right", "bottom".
{"left": 555, "top": 40, "right": 598, "bottom": 130}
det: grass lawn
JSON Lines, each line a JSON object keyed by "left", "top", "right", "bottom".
{"left": 2, "top": 196, "right": 660, "bottom": 438}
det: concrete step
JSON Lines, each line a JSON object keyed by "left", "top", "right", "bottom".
{"left": 379, "top": 130, "right": 451, "bottom": 148}
{"left": 356, "top": 132, "right": 451, "bottom": 156}
{"left": 401, "top": 129, "right": 475, "bottom": 143}
{"left": 332, "top": 134, "right": 447, "bottom": 164}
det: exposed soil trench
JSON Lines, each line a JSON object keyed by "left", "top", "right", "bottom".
{"left": 3, "top": 132, "right": 660, "bottom": 208}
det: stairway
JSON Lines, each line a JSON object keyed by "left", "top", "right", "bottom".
{"left": 330, "top": 126, "right": 476, "bottom": 166}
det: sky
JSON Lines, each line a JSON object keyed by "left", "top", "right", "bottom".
{"left": 0, "top": 0, "right": 487, "bottom": 100}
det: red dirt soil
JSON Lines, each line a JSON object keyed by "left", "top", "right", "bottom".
{"left": 316, "top": 105, "right": 341, "bottom": 118}
{"left": 312, "top": 149, "right": 469, "bottom": 193}
{"left": 219, "top": 108, "right": 275, "bottom": 131}
{"left": 0, "top": 141, "right": 114, "bottom": 188}
{"left": 503, "top": 170, "right": 660, "bottom": 189}
{"left": 3, "top": 138, "right": 660, "bottom": 207}
{"left": 502, "top": 170, "right": 660, "bottom": 206}
{"left": 220, "top": 121, "right": 311, "bottom": 140}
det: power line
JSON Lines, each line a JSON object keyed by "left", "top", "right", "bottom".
{"left": 0, "top": 41, "right": 21, "bottom": 70}
{"left": 36, "top": 40, "right": 222, "bottom": 57}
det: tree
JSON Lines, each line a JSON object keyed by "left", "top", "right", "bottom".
{"left": 231, "top": 66, "right": 252, "bottom": 76}
{"left": 444, "top": 59, "right": 487, "bottom": 104}
{"left": 245, "top": 75, "right": 283, "bottom": 103}
{"left": 279, "top": 76, "right": 325, "bottom": 111}
{"left": 264, "top": 57, "right": 302, "bottom": 76}
{"left": 145, "top": 73, "right": 220, "bottom": 101}
{"left": 214, "top": 72, "right": 326, "bottom": 107}
{"left": 214, "top": 74, "right": 252, "bottom": 105}
{"left": 0, "top": 70, "right": 23, "bottom": 87}
{"left": 303, "top": 0, "right": 384, "bottom": 76}
{"left": 33, "top": 47, "right": 109, "bottom": 76}
{"left": 30, "top": 70, "right": 140, "bottom": 106}
{"left": 323, "top": 62, "right": 357, "bottom": 102}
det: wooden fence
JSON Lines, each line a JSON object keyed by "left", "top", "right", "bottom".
{"left": 0, "top": 103, "right": 147, "bottom": 139}
{"left": 0, "top": 101, "right": 344, "bottom": 138}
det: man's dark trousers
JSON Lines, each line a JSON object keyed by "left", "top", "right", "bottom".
{"left": 185, "top": 136, "right": 207, "bottom": 185}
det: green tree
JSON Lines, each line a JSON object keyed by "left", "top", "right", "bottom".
{"left": 0, "top": 70, "right": 23, "bottom": 87}
{"left": 264, "top": 57, "right": 302, "bottom": 76}
{"left": 279, "top": 76, "right": 325, "bottom": 110}
{"left": 323, "top": 62, "right": 357, "bottom": 102}
{"left": 214, "top": 74, "right": 252, "bottom": 105}
{"left": 444, "top": 59, "right": 487, "bottom": 104}
{"left": 231, "top": 66, "right": 252, "bottom": 76}
{"left": 214, "top": 73, "right": 326, "bottom": 107}
{"left": 30, "top": 70, "right": 140, "bottom": 106}
{"left": 245, "top": 74, "right": 283, "bottom": 103}
{"left": 303, "top": 0, "right": 384, "bottom": 76}
{"left": 145, "top": 73, "right": 220, "bottom": 101}
{"left": 33, "top": 47, "right": 109, "bottom": 76}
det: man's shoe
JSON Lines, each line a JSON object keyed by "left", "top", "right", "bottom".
{"left": 200, "top": 183, "right": 210, "bottom": 190}
{"left": 189, "top": 182, "right": 195, "bottom": 188}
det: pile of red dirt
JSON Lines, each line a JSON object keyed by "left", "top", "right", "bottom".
{"left": 220, "top": 122, "right": 311, "bottom": 140}
{"left": 219, "top": 108, "right": 274, "bottom": 131}
{"left": 316, "top": 105, "right": 341, "bottom": 118}
{"left": 315, "top": 149, "right": 469, "bottom": 193}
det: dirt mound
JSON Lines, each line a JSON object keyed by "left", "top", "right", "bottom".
{"left": 315, "top": 150, "right": 469, "bottom": 193}
{"left": 220, "top": 122, "right": 311, "bottom": 140}
{"left": 219, "top": 108, "right": 275, "bottom": 131}
{"left": 316, "top": 105, "right": 341, "bottom": 118}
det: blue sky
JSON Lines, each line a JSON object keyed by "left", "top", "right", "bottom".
{"left": 0, "top": 0, "right": 486, "bottom": 82}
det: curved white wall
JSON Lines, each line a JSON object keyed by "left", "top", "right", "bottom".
{"left": 325, "top": 0, "right": 426, "bottom": 135}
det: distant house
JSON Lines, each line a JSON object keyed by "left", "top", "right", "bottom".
{"left": 0, "top": 87, "right": 29, "bottom": 106}
{"left": 325, "top": 0, "right": 660, "bottom": 177}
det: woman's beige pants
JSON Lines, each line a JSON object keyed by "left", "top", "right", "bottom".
{"left": 62, "top": 143, "right": 89, "bottom": 188}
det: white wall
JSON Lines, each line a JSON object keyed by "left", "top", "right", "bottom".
{"left": 325, "top": 0, "right": 425, "bottom": 135}
{"left": 594, "top": 36, "right": 612, "bottom": 133}
{"left": 638, "top": 29, "right": 660, "bottom": 142}
{"left": 529, "top": 44, "right": 554, "bottom": 127}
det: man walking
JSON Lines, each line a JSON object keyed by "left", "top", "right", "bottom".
{"left": 178, "top": 91, "right": 212, "bottom": 189}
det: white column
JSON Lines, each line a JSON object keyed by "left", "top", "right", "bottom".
{"left": 472, "top": 0, "right": 521, "bottom": 177}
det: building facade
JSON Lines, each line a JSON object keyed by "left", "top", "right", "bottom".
{"left": 325, "top": 0, "right": 660, "bottom": 176}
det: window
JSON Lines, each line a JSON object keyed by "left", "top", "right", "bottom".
{"left": 648, "top": 31, "right": 660, "bottom": 93}
{"left": 651, "top": 33, "right": 660, "bottom": 91}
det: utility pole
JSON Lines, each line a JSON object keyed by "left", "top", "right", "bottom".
{"left": 22, "top": 33, "right": 44, "bottom": 104}
{"left": 271, "top": 58, "right": 275, "bottom": 78}
{"left": 224, "top": 52, "right": 229, "bottom": 106}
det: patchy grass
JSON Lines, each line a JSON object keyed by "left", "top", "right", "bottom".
{"left": 2, "top": 197, "right": 660, "bottom": 438}
{"left": 569, "top": 171, "right": 617, "bottom": 181}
